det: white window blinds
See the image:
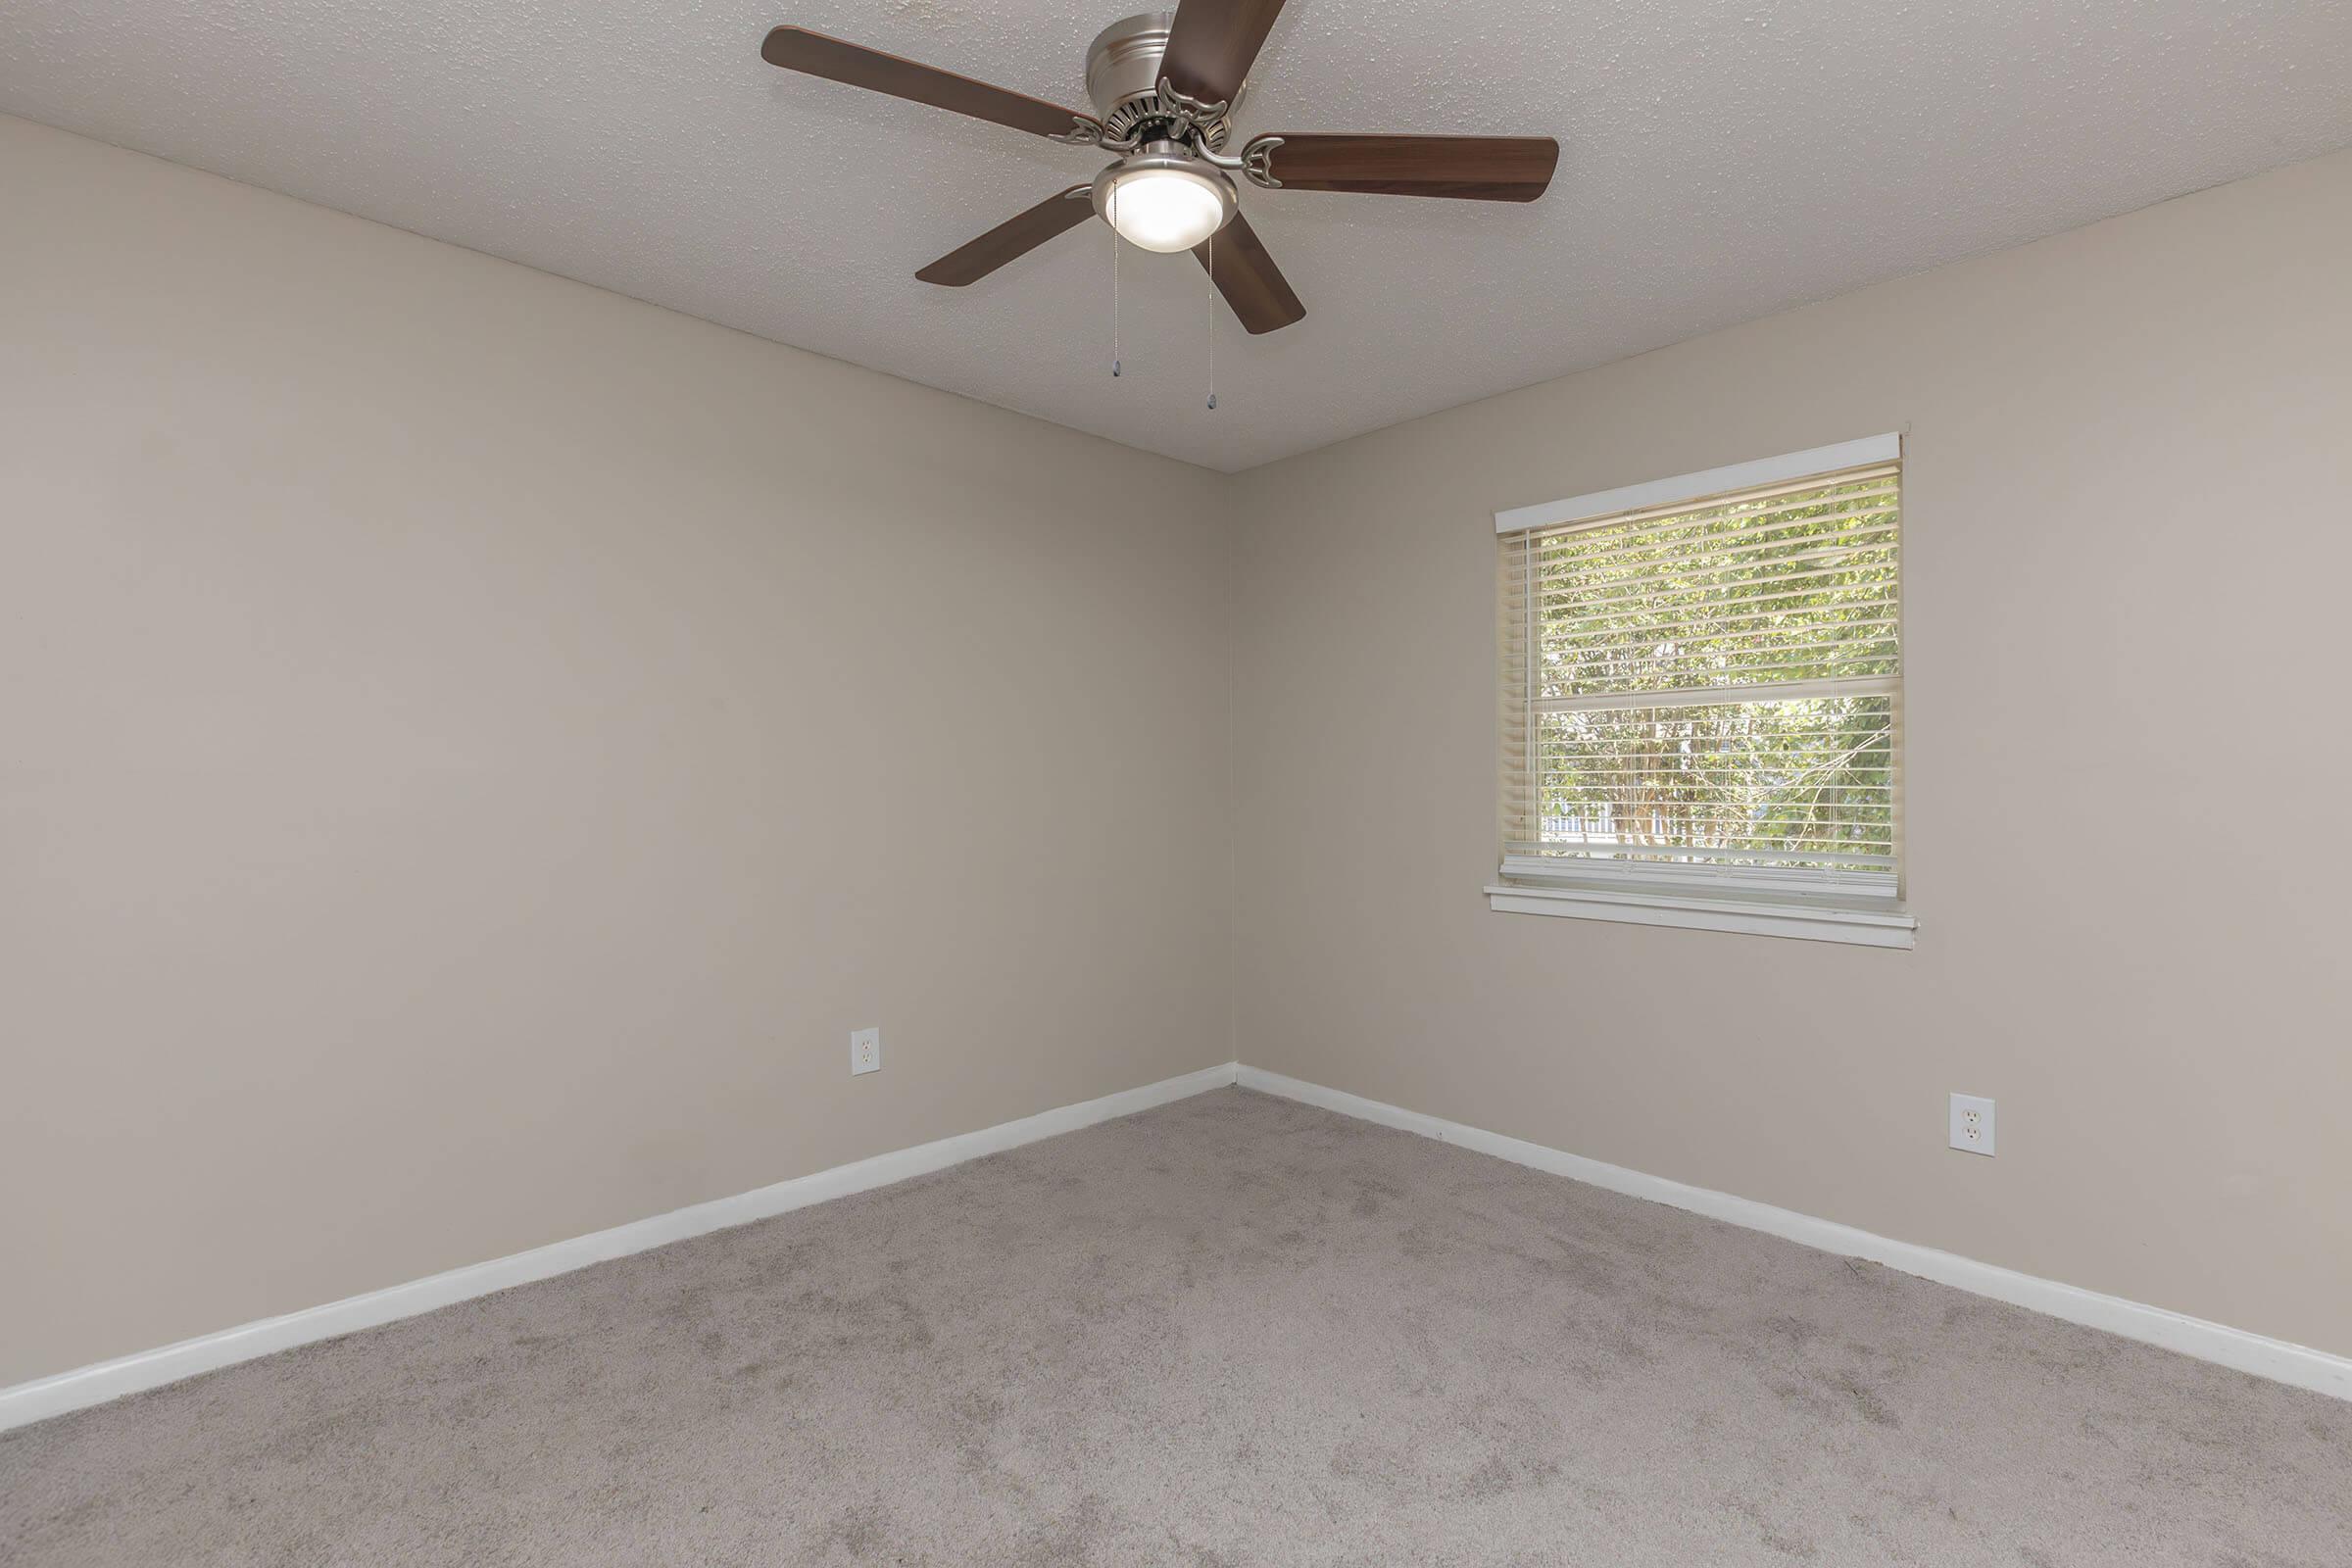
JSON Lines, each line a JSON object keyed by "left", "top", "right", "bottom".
{"left": 1498, "top": 446, "right": 1903, "bottom": 906}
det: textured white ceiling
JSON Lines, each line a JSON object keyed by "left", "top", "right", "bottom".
{"left": 6, "top": 1, "right": 2349, "bottom": 470}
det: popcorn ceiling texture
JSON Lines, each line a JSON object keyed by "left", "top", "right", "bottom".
{"left": 2, "top": 0, "right": 2348, "bottom": 471}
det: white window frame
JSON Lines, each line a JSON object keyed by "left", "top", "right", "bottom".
{"left": 1488, "top": 434, "right": 1917, "bottom": 949}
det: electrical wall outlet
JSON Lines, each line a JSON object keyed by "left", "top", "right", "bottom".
{"left": 850, "top": 1027, "right": 881, "bottom": 1076}
{"left": 1949, "top": 1093, "right": 1995, "bottom": 1155}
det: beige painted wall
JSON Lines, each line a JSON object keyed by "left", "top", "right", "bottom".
{"left": 1229, "top": 147, "right": 2352, "bottom": 1357}
{"left": 0, "top": 116, "right": 1235, "bottom": 1386}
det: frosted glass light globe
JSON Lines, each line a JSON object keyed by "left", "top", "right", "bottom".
{"left": 1094, "top": 157, "right": 1237, "bottom": 254}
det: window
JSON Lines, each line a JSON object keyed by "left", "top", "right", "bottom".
{"left": 1491, "top": 435, "right": 1915, "bottom": 947}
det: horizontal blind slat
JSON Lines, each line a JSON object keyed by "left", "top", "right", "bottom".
{"left": 1532, "top": 674, "right": 1899, "bottom": 712}
{"left": 1516, "top": 507, "right": 1899, "bottom": 576}
{"left": 1502, "top": 584, "right": 1901, "bottom": 643}
{"left": 1525, "top": 609, "right": 1901, "bottom": 653}
{"left": 1519, "top": 557, "right": 1898, "bottom": 621}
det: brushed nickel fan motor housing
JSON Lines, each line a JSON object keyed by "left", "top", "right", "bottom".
{"left": 1083, "top": 11, "right": 1241, "bottom": 152}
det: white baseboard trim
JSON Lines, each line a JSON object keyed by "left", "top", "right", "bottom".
{"left": 16, "top": 1057, "right": 2341, "bottom": 1430}
{"left": 0, "top": 1061, "right": 1242, "bottom": 1433}
{"left": 1236, "top": 1065, "right": 2352, "bottom": 1403}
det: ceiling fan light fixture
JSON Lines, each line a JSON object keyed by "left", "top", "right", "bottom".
{"left": 1092, "top": 146, "right": 1236, "bottom": 253}
{"left": 761, "top": 6, "right": 1559, "bottom": 336}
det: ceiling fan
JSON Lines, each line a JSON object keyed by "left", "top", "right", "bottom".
{"left": 760, "top": 2, "right": 1559, "bottom": 335}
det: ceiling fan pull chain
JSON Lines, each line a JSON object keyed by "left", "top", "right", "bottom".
{"left": 1109, "top": 184, "right": 1121, "bottom": 378}
{"left": 1204, "top": 228, "right": 1217, "bottom": 411}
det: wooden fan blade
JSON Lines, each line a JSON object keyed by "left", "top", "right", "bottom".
{"left": 1160, "top": 0, "right": 1289, "bottom": 104}
{"left": 917, "top": 188, "right": 1095, "bottom": 286}
{"left": 760, "top": 26, "right": 1098, "bottom": 141}
{"left": 1254, "top": 134, "right": 1559, "bottom": 201}
{"left": 1194, "top": 211, "right": 1303, "bottom": 335}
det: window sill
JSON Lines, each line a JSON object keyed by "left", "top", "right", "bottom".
{"left": 1484, "top": 882, "right": 1917, "bottom": 948}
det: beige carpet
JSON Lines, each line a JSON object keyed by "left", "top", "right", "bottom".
{"left": 4, "top": 1087, "right": 2346, "bottom": 1565}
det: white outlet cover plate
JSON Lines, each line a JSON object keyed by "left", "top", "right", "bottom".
{"left": 850, "top": 1027, "right": 881, "bottom": 1077}
{"left": 1949, "top": 1093, "right": 1996, "bottom": 1155}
